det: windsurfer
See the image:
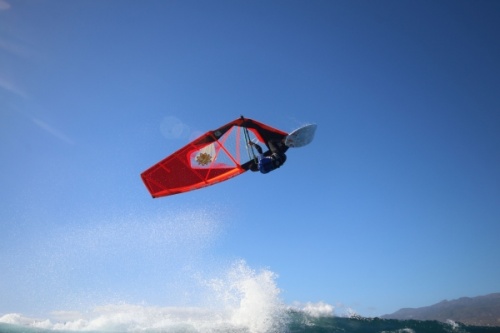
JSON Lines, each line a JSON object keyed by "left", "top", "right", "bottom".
{"left": 248, "top": 140, "right": 287, "bottom": 174}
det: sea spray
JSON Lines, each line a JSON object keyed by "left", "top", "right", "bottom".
{"left": 204, "top": 260, "right": 287, "bottom": 332}
{"left": 291, "top": 301, "right": 335, "bottom": 318}
{"left": 2, "top": 208, "right": 336, "bottom": 332}
{"left": 10, "top": 208, "right": 224, "bottom": 314}
{"left": 4, "top": 310, "right": 489, "bottom": 333}
{"left": 0, "top": 260, "right": 288, "bottom": 333}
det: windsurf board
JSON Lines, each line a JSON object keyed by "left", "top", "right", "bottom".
{"left": 284, "top": 124, "right": 317, "bottom": 148}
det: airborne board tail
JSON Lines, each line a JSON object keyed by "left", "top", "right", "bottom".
{"left": 284, "top": 124, "right": 317, "bottom": 148}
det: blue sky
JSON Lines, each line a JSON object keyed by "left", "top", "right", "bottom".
{"left": 1, "top": 0, "right": 499, "bottom": 319}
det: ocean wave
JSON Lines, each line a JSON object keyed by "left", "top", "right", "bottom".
{"left": 0, "top": 260, "right": 288, "bottom": 333}
{"left": 2, "top": 305, "right": 487, "bottom": 333}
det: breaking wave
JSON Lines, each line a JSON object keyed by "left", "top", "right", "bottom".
{"left": 1, "top": 210, "right": 495, "bottom": 333}
{"left": 0, "top": 260, "right": 288, "bottom": 333}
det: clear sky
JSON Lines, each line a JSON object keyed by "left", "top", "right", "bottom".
{"left": 1, "top": 0, "right": 499, "bottom": 319}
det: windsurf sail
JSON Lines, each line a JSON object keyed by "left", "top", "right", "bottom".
{"left": 141, "top": 117, "right": 288, "bottom": 198}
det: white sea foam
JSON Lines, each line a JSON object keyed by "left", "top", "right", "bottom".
{"left": 446, "top": 319, "right": 460, "bottom": 330}
{"left": 0, "top": 261, "right": 286, "bottom": 333}
{"left": 205, "top": 260, "right": 286, "bottom": 332}
{"left": 0, "top": 313, "right": 36, "bottom": 326}
{"left": 289, "top": 301, "right": 335, "bottom": 317}
{"left": 305, "top": 302, "right": 334, "bottom": 317}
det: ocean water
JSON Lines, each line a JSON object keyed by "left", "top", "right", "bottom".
{"left": 2, "top": 310, "right": 499, "bottom": 333}
{"left": 2, "top": 211, "right": 499, "bottom": 333}
{"left": 1, "top": 264, "right": 498, "bottom": 333}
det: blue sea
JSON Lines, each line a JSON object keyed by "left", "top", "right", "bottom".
{"left": 2, "top": 260, "right": 499, "bottom": 333}
{"left": 1, "top": 310, "right": 499, "bottom": 333}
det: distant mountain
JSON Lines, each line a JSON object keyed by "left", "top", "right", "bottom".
{"left": 382, "top": 293, "right": 500, "bottom": 327}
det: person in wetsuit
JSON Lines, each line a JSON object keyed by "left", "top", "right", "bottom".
{"left": 248, "top": 139, "right": 287, "bottom": 174}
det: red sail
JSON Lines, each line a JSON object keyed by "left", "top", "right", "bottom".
{"left": 141, "top": 117, "right": 287, "bottom": 198}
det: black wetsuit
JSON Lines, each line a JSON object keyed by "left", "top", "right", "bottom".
{"left": 250, "top": 141, "right": 287, "bottom": 174}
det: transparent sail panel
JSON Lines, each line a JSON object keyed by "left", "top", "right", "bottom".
{"left": 218, "top": 125, "right": 261, "bottom": 165}
{"left": 189, "top": 125, "right": 261, "bottom": 169}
